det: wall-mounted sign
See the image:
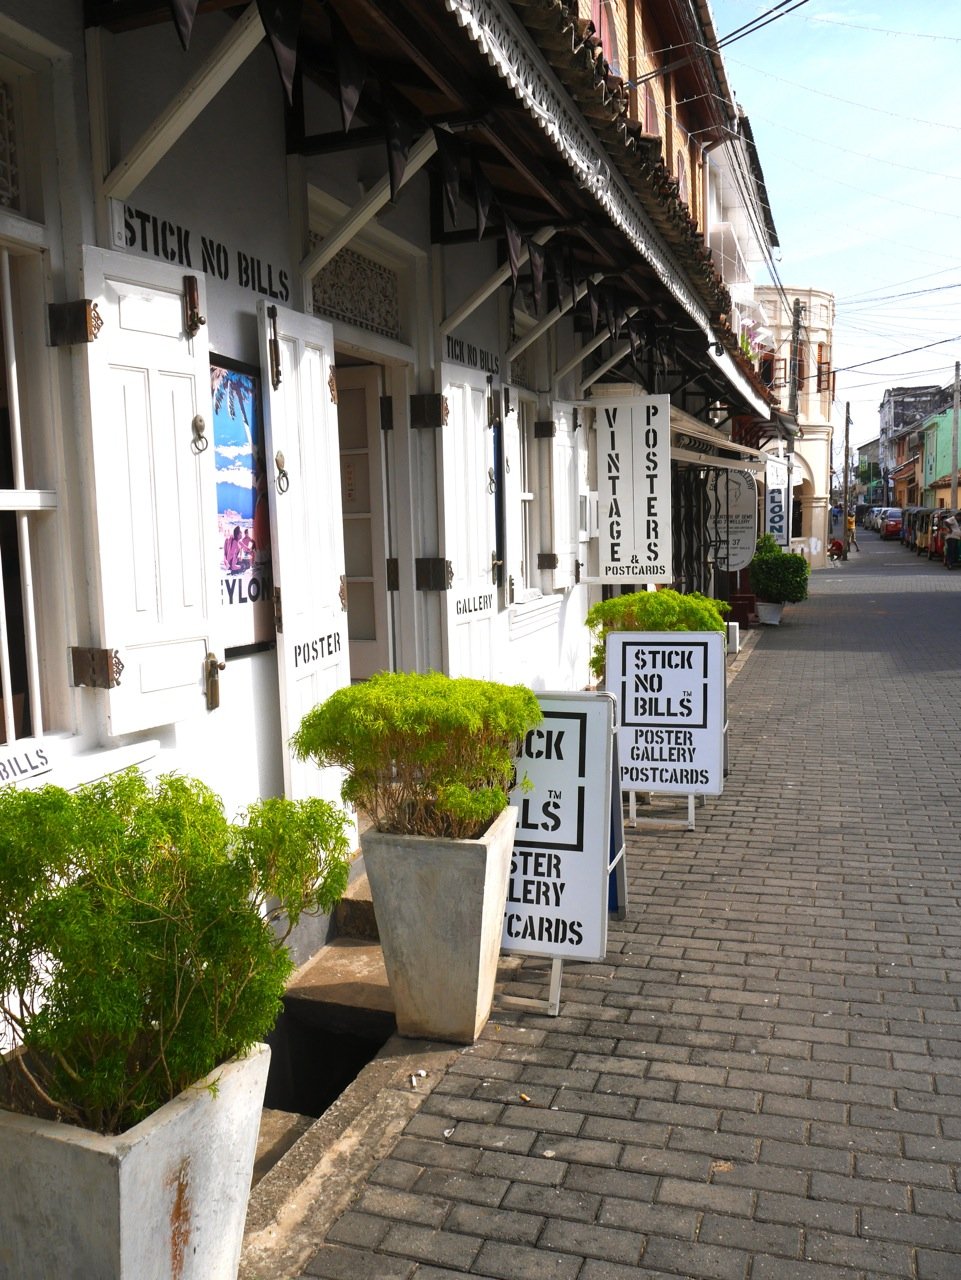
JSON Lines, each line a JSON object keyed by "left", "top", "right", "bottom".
{"left": 110, "top": 200, "right": 291, "bottom": 303}
{"left": 765, "top": 457, "right": 791, "bottom": 548}
{"left": 444, "top": 334, "right": 500, "bottom": 375}
{"left": 606, "top": 631, "right": 725, "bottom": 796}
{"left": 708, "top": 469, "right": 758, "bottom": 571}
{"left": 596, "top": 395, "right": 672, "bottom": 581}
{"left": 503, "top": 692, "right": 616, "bottom": 961}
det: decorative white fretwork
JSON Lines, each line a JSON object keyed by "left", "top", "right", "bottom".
{"left": 0, "top": 81, "right": 20, "bottom": 211}
{"left": 310, "top": 241, "right": 400, "bottom": 340}
{"left": 445, "top": 0, "right": 707, "bottom": 323}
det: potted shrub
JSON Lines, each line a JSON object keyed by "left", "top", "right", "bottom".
{"left": 585, "top": 587, "right": 730, "bottom": 683}
{"left": 748, "top": 532, "right": 810, "bottom": 624}
{"left": 0, "top": 768, "right": 350, "bottom": 1280}
{"left": 292, "top": 670, "right": 542, "bottom": 1044}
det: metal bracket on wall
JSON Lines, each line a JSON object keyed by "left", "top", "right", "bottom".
{"left": 48, "top": 300, "right": 103, "bottom": 346}
{"left": 70, "top": 646, "right": 124, "bottom": 689}
{"left": 415, "top": 558, "right": 453, "bottom": 590}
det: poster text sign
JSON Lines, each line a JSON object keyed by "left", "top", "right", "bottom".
{"left": 765, "top": 457, "right": 791, "bottom": 548}
{"left": 503, "top": 692, "right": 615, "bottom": 961}
{"left": 607, "top": 631, "right": 725, "bottom": 796}
{"left": 596, "top": 395, "right": 672, "bottom": 581}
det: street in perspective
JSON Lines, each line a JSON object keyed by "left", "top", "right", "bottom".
{"left": 240, "top": 530, "right": 961, "bottom": 1278}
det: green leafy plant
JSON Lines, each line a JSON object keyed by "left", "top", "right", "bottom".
{"left": 292, "top": 670, "right": 542, "bottom": 840}
{"left": 585, "top": 589, "right": 730, "bottom": 681}
{"left": 748, "top": 535, "right": 810, "bottom": 603}
{"left": 0, "top": 769, "right": 350, "bottom": 1135}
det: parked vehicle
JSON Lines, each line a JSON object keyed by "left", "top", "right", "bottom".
{"left": 865, "top": 507, "right": 883, "bottom": 530}
{"left": 929, "top": 509, "right": 957, "bottom": 561}
{"left": 914, "top": 508, "right": 936, "bottom": 555}
{"left": 879, "top": 508, "right": 903, "bottom": 540}
{"left": 901, "top": 506, "right": 922, "bottom": 548}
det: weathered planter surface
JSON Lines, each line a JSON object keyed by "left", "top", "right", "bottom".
{"left": 0, "top": 1042, "right": 270, "bottom": 1280}
{"left": 362, "top": 805, "right": 516, "bottom": 1043}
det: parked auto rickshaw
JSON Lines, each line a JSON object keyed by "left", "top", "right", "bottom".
{"left": 901, "top": 506, "right": 921, "bottom": 548}
{"left": 914, "top": 508, "right": 936, "bottom": 556}
{"left": 929, "top": 509, "right": 960, "bottom": 562}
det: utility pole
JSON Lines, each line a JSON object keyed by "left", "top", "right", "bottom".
{"left": 952, "top": 361, "right": 959, "bottom": 511}
{"left": 788, "top": 297, "right": 802, "bottom": 417}
{"left": 842, "top": 402, "right": 850, "bottom": 561}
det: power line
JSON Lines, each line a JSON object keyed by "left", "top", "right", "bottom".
{"left": 833, "top": 335, "right": 961, "bottom": 374}
{"left": 809, "top": 17, "right": 961, "bottom": 42}
{"left": 722, "top": 54, "right": 961, "bottom": 133}
{"left": 745, "top": 111, "right": 961, "bottom": 184}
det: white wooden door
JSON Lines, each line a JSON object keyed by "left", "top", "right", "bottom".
{"left": 440, "top": 366, "right": 496, "bottom": 677}
{"left": 81, "top": 247, "right": 219, "bottom": 736}
{"left": 258, "top": 302, "right": 351, "bottom": 800}
{"left": 551, "top": 402, "right": 579, "bottom": 589}
{"left": 337, "top": 366, "right": 391, "bottom": 680}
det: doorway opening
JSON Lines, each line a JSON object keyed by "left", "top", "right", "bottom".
{"left": 336, "top": 363, "right": 393, "bottom": 680}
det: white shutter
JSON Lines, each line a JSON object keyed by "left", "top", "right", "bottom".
{"left": 440, "top": 366, "right": 496, "bottom": 677}
{"left": 81, "top": 247, "right": 219, "bottom": 736}
{"left": 551, "top": 402, "right": 578, "bottom": 589}
{"left": 502, "top": 396, "right": 523, "bottom": 604}
{"left": 258, "top": 302, "right": 351, "bottom": 801}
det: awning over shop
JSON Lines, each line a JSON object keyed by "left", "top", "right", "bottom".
{"left": 670, "top": 406, "right": 769, "bottom": 472}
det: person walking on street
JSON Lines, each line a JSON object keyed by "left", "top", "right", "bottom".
{"left": 846, "top": 509, "right": 859, "bottom": 552}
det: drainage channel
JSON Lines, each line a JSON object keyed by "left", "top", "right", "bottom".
{"left": 264, "top": 994, "right": 395, "bottom": 1118}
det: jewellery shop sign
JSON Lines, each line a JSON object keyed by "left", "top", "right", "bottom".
{"left": 607, "top": 631, "right": 725, "bottom": 797}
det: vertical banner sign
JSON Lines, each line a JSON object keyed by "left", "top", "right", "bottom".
{"left": 765, "top": 457, "right": 791, "bottom": 548}
{"left": 707, "top": 469, "right": 758, "bottom": 571}
{"left": 597, "top": 394, "right": 672, "bottom": 581}
{"left": 607, "top": 631, "right": 725, "bottom": 796}
{"left": 503, "top": 693, "right": 615, "bottom": 961}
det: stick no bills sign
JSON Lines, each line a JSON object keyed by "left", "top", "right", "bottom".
{"left": 607, "top": 631, "right": 725, "bottom": 796}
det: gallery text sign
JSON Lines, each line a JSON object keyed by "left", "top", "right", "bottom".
{"left": 607, "top": 631, "right": 725, "bottom": 796}
{"left": 765, "top": 457, "right": 791, "bottom": 548}
{"left": 596, "top": 394, "right": 672, "bottom": 581}
{"left": 503, "top": 692, "right": 615, "bottom": 961}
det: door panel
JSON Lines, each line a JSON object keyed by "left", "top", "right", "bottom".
{"left": 82, "top": 247, "right": 218, "bottom": 735}
{"left": 258, "top": 302, "right": 351, "bottom": 800}
{"left": 440, "top": 367, "right": 496, "bottom": 677}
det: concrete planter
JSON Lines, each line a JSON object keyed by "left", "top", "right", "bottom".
{"left": 361, "top": 805, "right": 517, "bottom": 1043}
{"left": 0, "top": 1043, "right": 270, "bottom": 1280}
{"left": 756, "top": 601, "right": 784, "bottom": 625}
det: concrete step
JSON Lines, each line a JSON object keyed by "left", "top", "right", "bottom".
{"left": 285, "top": 936, "right": 394, "bottom": 1038}
{"left": 252, "top": 1109, "right": 313, "bottom": 1187}
{"left": 330, "top": 869, "right": 379, "bottom": 942}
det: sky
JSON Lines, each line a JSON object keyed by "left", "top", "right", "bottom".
{"left": 705, "top": 0, "right": 961, "bottom": 450}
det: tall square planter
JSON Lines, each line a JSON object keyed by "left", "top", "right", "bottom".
{"left": 361, "top": 805, "right": 517, "bottom": 1043}
{"left": 0, "top": 1043, "right": 269, "bottom": 1280}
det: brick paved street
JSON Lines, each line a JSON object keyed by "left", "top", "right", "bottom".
{"left": 300, "top": 530, "right": 961, "bottom": 1280}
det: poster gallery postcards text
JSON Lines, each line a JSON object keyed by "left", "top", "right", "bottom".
{"left": 598, "top": 395, "right": 672, "bottom": 581}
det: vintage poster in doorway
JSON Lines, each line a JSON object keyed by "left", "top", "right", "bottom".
{"left": 210, "top": 357, "right": 273, "bottom": 646}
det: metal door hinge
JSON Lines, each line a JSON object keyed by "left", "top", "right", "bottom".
{"left": 339, "top": 574, "right": 348, "bottom": 611}
{"left": 410, "top": 393, "right": 449, "bottom": 429}
{"left": 415, "top": 558, "right": 453, "bottom": 590}
{"left": 534, "top": 419, "right": 556, "bottom": 439}
{"left": 386, "top": 558, "right": 399, "bottom": 591}
{"left": 48, "top": 300, "right": 103, "bottom": 346}
{"left": 70, "top": 646, "right": 124, "bottom": 689}
{"left": 380, "top": 396, "right": 393, "bottom": 431}
{"left": 273, "top": 586, "right": 283, "bottom": 633}
{"left": 538, "top": 552, "right": 559, "bottom": 569}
